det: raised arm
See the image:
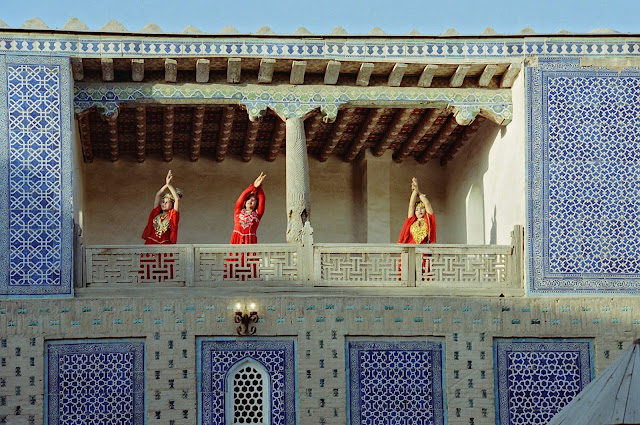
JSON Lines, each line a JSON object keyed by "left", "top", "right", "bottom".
{"left": 254, "top": 172, "right": 266, "bottom": 217}
{"left": 412, "top": 177, "right": 434, "bottom": 215}
{"left": 407, "top": 188, "right": 419, "bottom": 218}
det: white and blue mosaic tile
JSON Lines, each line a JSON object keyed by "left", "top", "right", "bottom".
{"left": 494, "top": 339, "right": 592, "bottom": 425}
{"left": 347, "top": 339, "right": 446, "bottom": 425}
{"left": 198, "top": 338, "right": 297, "bottom": 425}
{"left": 45, "top": 339, "right": 146, "bottom": 425}
{"left": 0, "top": 55, "right": 73, "bottom": 297}
{"left": 527, "top": 57, "right": 640, "bottom": 293}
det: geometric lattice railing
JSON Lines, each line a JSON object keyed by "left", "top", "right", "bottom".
{"left": 85, "top": 245, "right": 192, "bottom": 286}
{"left": 83, "top": 226, "right": 523, "bottom": 290}
{"left": 194, "top": 244, "right": 300, "bottom": 285}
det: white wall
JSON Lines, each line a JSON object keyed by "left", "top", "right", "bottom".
{"left": 442, "top": 72, "right": 526, "bottom": 245}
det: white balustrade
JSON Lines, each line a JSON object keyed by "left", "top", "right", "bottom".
{"left": 84, "top": 226, "right": 524, "bottom": 291}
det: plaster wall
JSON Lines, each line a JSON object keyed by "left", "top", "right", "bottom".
{"left": 442, "top": 72, "right": 527, "bottom": 245}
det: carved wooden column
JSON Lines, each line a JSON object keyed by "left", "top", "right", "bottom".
{"left": 285, "top": 117, "right": 311, "bottom": 243}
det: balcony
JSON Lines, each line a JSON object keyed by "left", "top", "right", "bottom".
{"left": 80, "top": 226, "right": 524, "bottom": 297}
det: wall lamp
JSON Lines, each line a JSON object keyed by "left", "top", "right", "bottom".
{"left": 234, "top": 302, "right": 259, "bottom": 336}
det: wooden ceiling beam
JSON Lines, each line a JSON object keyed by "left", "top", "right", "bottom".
{"left": 324, "top": 60, "right": 341, "bottom": 85}
{"left": 70, "top": 57, "right": 83, "bottom": 81}
{"left": 131, "top": 59, "right": 144, "bottom": 82}
{"left": 290, "top": 61, "right": 307, "bottom": 85}
{"left": 344, "top": 108, "right": 386, "bottom": 162}
{"left": 449, "top": 64, "right": 471, "bottom": 87}
{"left": 417, "top": 115, "right": 458, "bottom": 163}
{"left": 242, "top": 120, "right": 260, "bottom": 162}
{"left": 258, "top": 58, "right": 276, "bottom": 83}
{"left": 418, "top": 64, "right": 438, "bottom": 87}
{"left": 101, "top": 58, "right": 114, "bottom": 82}
{"left": 216, "top": 106, "right": 235, "bottom": 161}
{"left": 77, "top": 111, "right": 93, "bottom": 163}
{"left": 196, "top": 59, "right": 210, "bottom": 83}
{"left": 106, "top": 111, "right": 119, "bottom": 162}
{"left": 266, "top": 118, "right": 286, "bottom": 162}
{"left": 227, "top": 58, "right": 241, "bottom": 83}
{"left": 266, "top": 117, "right": 287, "bottom": 162}
{"left": 500, "top": 63, "right": 522, "bottom": 88}
{"left": 388, "top": 63, "right": 408, "bottom": 87}
{"left": 393, "top": 109, "right": 442, "bottom": 163}
{"left": 162, "top": 106, "right": 175, "bottom": 162}
{"left": 305, "top": 113, "right": 324, "bottom": 145}
{"left": 440, "top": 116, "right": 486, "bottom": 166}
{"left": 165, "top": 58, "right": 177, "bottom": 83}
{"left": 135, "top": 106, "right": 146, "bottom": 163}
{"left": 356, "top": 63, "right": 374, "bottom": 86}
{"left": 318, "top": 109, "right": 355, "bottom": 162}
{"left": 478, "top": 64, "right": 498, "bottom": 87}
{"left": 373, "top": 108, "right": 414, "bottom": 156}
{"left": 190, "top": 106, "right": 205, "bottom": 162}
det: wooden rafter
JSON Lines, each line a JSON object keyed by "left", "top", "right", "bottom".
{"left": 356, "top": 63, "right": 374, "bottom": 86}
{"left": 77, "top": 111, "right": 93, "bottom": 163}
{"left": 101, "top": 58, "right": 114, "bottom": 81}
{"left": 500, "top": 63, "right": 521, "bottom": 88}
{"left": 449, "top": 64, "right": 471, "bottom": 87}
{"left": 131, "top": 59, "right": 144, "bottom": 82}
{"left": 106, "top": 111, "right": 119, "bottom": 162}
{"left": 393, "top": 109, "right": 442, "bottom": 163}
{"left": 227, "top": 58, "right": 241, "bottom": 84}
{"left": 418, "top": 65, "right": 438, "bottom": 87}
{"left": 417, "top": 115, "right": 458, "bottom": 163}
{"left": 190, "top": 106, "right": 205, "bottom": 161}
{"left": 388, "top": 63, "right": 407, "bottom": 87}
{"left": 242, "top": 120, "right": 260, "bottom": 162}
{"left": 304, "top": 114, "right": 323, "bottom": 145}
{"left": 440, "top": 116, "right": 486, "bottom": 166}
{"left": 290, "top": 61, "right": 307, "bottom": 85}
{"left": 162, "top": 106, "right": 175, "bottom": 162}
{"left": 165, "top": 58, "right": 177, "bottom": 83}
{"left": 135, "top": 106, "right": 146, "bottom": 163}
{"left": 266, "top": 118, "right": 286, "bottom": 162}
{"left": 318, "top": 109, "right": 355, "bottom": 162}
{"left": 478, "top": 64, "right": 498, "bottom": 87}
{"left": 70, "top": 57, "right": 83, "bottom": 81}
{"left": 373, "top": 108, "right": 414, "bottom": 156}
{"left": 344, "top": 108, "right": 386, "bottom": 162}
{"left": 324, "top": 60, "right": 341, "bottom": 85}
{"left": 258, "top": 59, "right": 275, "bottom": 83}
{"left": 216, "top": 106, "right": 235, "bottom": 162}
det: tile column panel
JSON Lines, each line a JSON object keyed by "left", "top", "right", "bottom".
{"left": 0, "top": 55, "right": 73, "bottom": 297}
{"left": 285, "top": 117, "right": 311, "bottom": 243}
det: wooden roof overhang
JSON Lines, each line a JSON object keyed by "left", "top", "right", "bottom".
{"left": 73, "top": 54, "right": 518, "bottom": 165}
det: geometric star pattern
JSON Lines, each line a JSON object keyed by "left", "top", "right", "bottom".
{"left": 494, "top": 339, "right": 593, "bottom": 425}
{"left": 528, "top": 58, "right": 640, "bottom": 293}
{"left": 0, "top": 55, "right": 73, "bottom": 297}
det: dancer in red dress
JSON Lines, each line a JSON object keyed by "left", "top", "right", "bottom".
{"left": 398, "top": 177, "right": 436, "bottom": 244}
{"left": 398, "top": 177, "right": 436, "bottom": 281}
{"left": 141, "top": 170, "right": 182, "bottom": 244}
{"left": 230, "top": 172, "right": 266, "bottom": 244}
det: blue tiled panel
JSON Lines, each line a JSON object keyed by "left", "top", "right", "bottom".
{"left": 347, "top": 339, "right": 445, "bottom": 425}
{"left": 527, "top": 58, "right": 640, "bottom": 293}
{"left": 198, "top": 338, "right": 296, "bottom": 425}
{"left": 494, "top": 339, "right": 593, "bottom": 425}
{"left": 0, "top": 55, "right": 72, "bottom": 297}
{"left": 46, "top": 339, "right": 145, "bottom": 425}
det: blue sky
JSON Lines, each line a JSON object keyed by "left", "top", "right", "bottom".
{"left": 1, "top": 0, "right": 637, "bottom": 35}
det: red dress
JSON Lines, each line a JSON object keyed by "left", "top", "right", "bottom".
{"left": 142, "top": 206, "right": 180, "bottom": 244}
{"left": 230, "top": 184, "right": 265, "bottom": 244}
{"left": 397, "top": 213, "right": 437, "bottom": 244}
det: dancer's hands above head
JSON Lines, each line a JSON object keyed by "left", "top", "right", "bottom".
{"left": 254, "top": 172, "right": 266, "bottom": 188}
{"left": 166, "top": 170, "right": 173, "bottom": 185}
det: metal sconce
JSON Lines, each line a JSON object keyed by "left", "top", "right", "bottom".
{"left": 234, "top": 303, "right": 259, "bottom": 336}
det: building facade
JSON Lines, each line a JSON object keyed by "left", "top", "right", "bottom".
{"left": 0, "top": 20, "right": 639, "bottom": 424}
